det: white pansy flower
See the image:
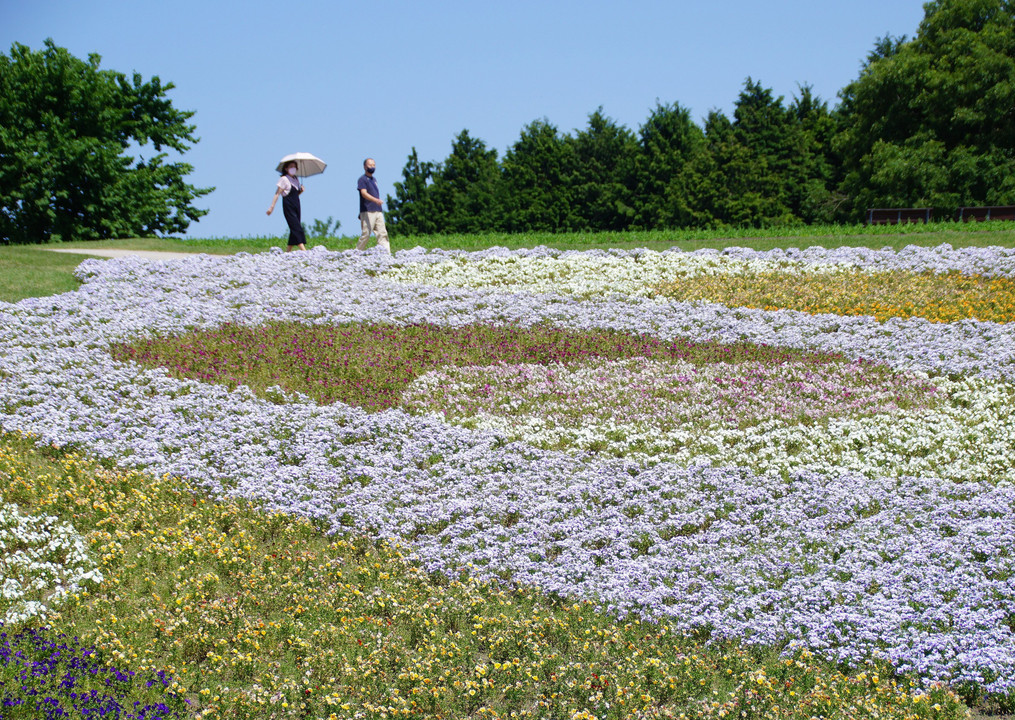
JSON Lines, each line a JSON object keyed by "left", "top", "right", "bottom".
{"left": 0, "top": 503, "right": 103, "bottom": 626}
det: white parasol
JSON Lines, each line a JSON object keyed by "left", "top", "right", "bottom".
{"left": 275, "top": 152, "right": 327, "bottom": 177}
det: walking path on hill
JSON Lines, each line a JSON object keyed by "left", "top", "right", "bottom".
{"left": 44, "top": 248, "right": 210, "bottom": 260}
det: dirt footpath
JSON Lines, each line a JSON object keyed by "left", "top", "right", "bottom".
{"left": 44, "top": 248, "right": 210, "bottom": 260}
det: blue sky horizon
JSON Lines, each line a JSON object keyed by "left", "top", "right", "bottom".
{"left": 2, "top": 1, "right": 929, "bottom": 239}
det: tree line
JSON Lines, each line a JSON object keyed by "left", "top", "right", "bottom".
{"left": 1, "top": 0, "right": 1011, "bottom": 244}
{"left": 388, "top": 0, "right": 1015, "bottom": 235}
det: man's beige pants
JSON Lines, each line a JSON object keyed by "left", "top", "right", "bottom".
{"left": 357, "top": 212, "right": 390, "bottom": 253}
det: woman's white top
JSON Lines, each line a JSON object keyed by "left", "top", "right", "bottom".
{"left": 276, "top": 175, "right": 301, "bottom": 196}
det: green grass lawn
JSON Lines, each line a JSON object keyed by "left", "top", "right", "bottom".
{"left": 3, "top": 222, "right": 1015, "bottom": 304}
{"left": 0, "top": 245, "right": 110, "bottom": 303}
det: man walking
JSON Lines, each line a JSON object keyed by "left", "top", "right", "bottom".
{"left": 356, "top": 158, "right": 390, "bottom": 253}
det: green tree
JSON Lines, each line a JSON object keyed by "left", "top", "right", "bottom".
{"left": 387, "top": 147, "right": 440, "bottom": 235}
{"left": 501, "top": 119, "right": 578, "bottom": 232}
{"left": 681, "top": 109, "right": 794, "bottom": 228}
{"left": 0, "top": 40, "right": 212, "bottom": 244}
{"left": 308, "top": 216, "right": 341, "bottom": 238}
{"left": 570, "top": 108, "right": 639, "bottom": 231}
{"left": 731, "top": 78, "right": 814, "bottom": 223}
{"left": 836, "top": 0, "right": 1015, "bottom": 215}
{"left": 679, "top": 81, "right": 821, "bottom": 229}
{"left": 426, "top": 129, "right": 503, "bottom": 233}
{"left": 681, "top": 79, "right": 839, "bottom": 228}
{"left": 633, "top": 101, "right": 706, "bottom": 229}
{"left": 789, "top": 85, "right": 845, "bottom": 223}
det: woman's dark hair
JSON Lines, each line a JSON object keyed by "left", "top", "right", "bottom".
{"left": 280, "top": 161, "right": 297, "bottom": 177}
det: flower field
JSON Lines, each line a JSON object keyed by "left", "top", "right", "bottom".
{"left": 0, "top": 436, "right": 965, "bottom": 719}
{"left": 2, "top": 242, "right": 1015, "bottom": 717}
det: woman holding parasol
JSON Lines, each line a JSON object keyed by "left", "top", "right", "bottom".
{"left": 267, "top": 152, "right": 326, "bottom": 251}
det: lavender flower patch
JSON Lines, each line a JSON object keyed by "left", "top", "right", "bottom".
{"left": 0, "top": 246, "right": 1013, "bottom": 696}
{"left": 335, "top": 454, "right": 1015, "bottom": 692}
{"left": 704, "top": 242, "right": 1015, "bottom": 278}
{"left": 51, "top": 245, "right": 1015, "bottom": 379}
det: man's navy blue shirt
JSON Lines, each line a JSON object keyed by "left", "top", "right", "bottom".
{"left": 358, "top": 174, "right": 382, "bottom": 213}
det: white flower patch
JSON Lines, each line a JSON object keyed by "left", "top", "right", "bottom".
{"left": 401, "top": 360, "right": 1015, "bottom": 484}
{"left": 712, "top": 242, "right": 1015, "bottom": 278}
{"left": 0, "top": 503, "right": 103, "bottom": 626}
{"left": 384, "top": 243, "right": 1015, "bottom": 301}
{"left": 384, "top": 250, "right": 858, "bottom": 300}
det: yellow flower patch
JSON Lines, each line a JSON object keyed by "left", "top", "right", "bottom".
{"left": 651, "top": 268, "right": 1015, "bottom": 323}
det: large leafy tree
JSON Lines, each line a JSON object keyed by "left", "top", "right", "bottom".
{"left": 680, "top": 108, "right": 795, "bottom": 228}
{"left": 679, "top": 80, "right": 822, "bottom": 229}
{"left": 732, "top": 79, "right": 799, "bottom": 216}
{"left": 0, "top": 40, "right": 212, "bottom": 244}
{"left": 680, "top": 79, "right": 841, "bottom": 228}
{"left": 836, "top": 0, "right": 1015, "bottom": 215}
{"left": 378, "top": 1, "right": 1015, "bottom": 237}
{"left": 789, "top": 85, "right": 844, "bottom": 223}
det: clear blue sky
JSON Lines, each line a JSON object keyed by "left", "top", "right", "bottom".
{"left": 2, "top": 0, "right": 928, "bottom": 239}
